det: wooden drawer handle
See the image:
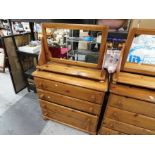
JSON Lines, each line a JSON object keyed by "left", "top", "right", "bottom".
{"left": 91, "top": 95, "right": 95, "bottom": 100}
{"left": 47, "top": 96, "right": 51, "bottom": 99}
{"left": 55, "top": 84, "right": 58, "bottom": 87}
{"left": 109, "top": 123, "right": 114, "bottom": 128}
{"left": 43, "top": 111, "right": 48, "bottom": 116}
{"left": 113, "top": 112, "right": 117, "bottom": 117}
{"left": 38, "top": 83, "right": 43, "bottom": 87}
{"left": 117, "top": 100, "right": 121, "bottom": 104}
{"left": 39, "top": 94, "right": 45, "bottom": 98}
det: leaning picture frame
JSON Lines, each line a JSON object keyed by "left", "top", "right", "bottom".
{"left": 0, "top": 48, "right": 5, "bottom": 73}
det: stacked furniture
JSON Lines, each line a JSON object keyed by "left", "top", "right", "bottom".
{"left": 99, "top": 28, "right": 155, "bottom": 135}
{"left": 33, "top": 23, "right": 108, "bottom": 134}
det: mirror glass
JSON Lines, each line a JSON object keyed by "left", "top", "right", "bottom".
{"left": 46, "top": 28, "right": 103, "bottom": 64}
{"left": 127, "top": 34, "right": 155, "bottom": 65}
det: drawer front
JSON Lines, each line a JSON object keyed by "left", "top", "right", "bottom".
{"left": 105, "top": 106, "right": 155, "bottom": 132}
{"left": 37, "top": 89, "right": 101, "bottom": 115}
{"left": 102, "top": 117, "right": 155, "bottom": 135}
{"left": 34, "top": 77, "right": 104, "bottom": 104}
{"left": 99, "top": 127, "right": 125, "bottom": 135}
{"left": 108, "top": 94, "right": 155, "bottom": 118}
{"left": 40, "top": 100, "right": 98, "bottom": 134}
{"left": 110, "top": 84, "right": 155, "bottom": 103}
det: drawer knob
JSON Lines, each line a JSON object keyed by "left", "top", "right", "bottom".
{"left": 109, "top": 123, "right": 114, "bottom": 128}
{"left": 87, "top": 118, "right": 91, "bottom": 122}
{"left": 91, "top": 95, "right": 95, "bottom": 99}
{"left": 39, "top": 94, "right": 44, "bottom": 98}
{"left": 47, "top": 96, "right": 51, "bottom": 99}
{"left": 43, "top": 111, "right": 48, "bottom": 116}
{"left": 117, "top": 101, "right": 123, "bottom": 107}
{"left": 55, "top": 84, "right": 58, "bottom": 87}
{"left": 112, "top": 112, "right": 117, "bottom": 117}
{"left": 38, "top": 83, "right": 43, "bottom": 87}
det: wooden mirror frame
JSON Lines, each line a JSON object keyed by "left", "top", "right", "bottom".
{"left": 121, "top": 28, "right": 155, "bottom": 76}
{"left": 39, "top": 23, "right": 108, "bottom": 69}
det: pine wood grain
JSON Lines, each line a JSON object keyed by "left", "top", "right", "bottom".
{"left": 41, "top": 23, "right": 108, "bottom": 69}
{"left": 110, "top": 84, "right": 155, "bottom": 103}
{"left": 49, "top": 57, "right": 97, "bottom": 68}
{"left": 34, "top": 77, "right": 104, "bottom": 104}
{"left": 40, "top": 100, "right": 98, "bottom": 134}
{"left": 124, "top": 62, "right": 155, "bottom": 76}
{"left": 113, "top": 72, "right": 155, "bottom": 89}
{"left": 105, "top": 106, "right": 155, "bottom": 131}
{"left": 102, "top": 117, "right": 155, "bottom": 135}
{"left": 37, "top": 62, "right": 106, "bottom": 80}
{"left": 108, "top": 94, "right": 155, "bottom": 118}
{"left": 33, "top": 71, "right": 107, "bottom": 92}
{"left": 37, "top": 89, "right": 102, "bottom": 115}
{"left": 99, "top": 127, "right": 125, "bottom": 135}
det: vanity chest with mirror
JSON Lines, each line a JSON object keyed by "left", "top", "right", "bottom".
{"left": 99, "top": 28, "right": 155, "bottom": 135}
{"left": 33, "top": 23, "right": 109, "bottom": 134}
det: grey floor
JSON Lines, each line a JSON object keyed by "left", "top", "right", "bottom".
{"left": 0, "top": 69, "right": 87, "bottom": 135}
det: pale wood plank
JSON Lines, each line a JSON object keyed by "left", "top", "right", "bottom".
{"left": 42, "top": 23, "right": 108, "bottom": 31}
{"left": 113, "top": 72, "right": 155, "bottom": 89}
{"left": 105, "top": 106, "right": 155, "bottom": 131}
{"left": 110, "top": 84, "right": 155, "bottom": 103}
{"left": 124, "top": 62, "right": 155, "bottom": 76}
{"left": 43, "top": 115, "right": 96, "bottom": 135}
{"left": 40, "top": 100, "right": 98, "bottom": 134}
{"left": 102, "top": 117, "right": 155, "bottom": 135}
{"left": 33, "top": 71, "right": 107, "bottom": 92}
{"left": 34, "top": 78, "right": 104, "bottom": 104}
{"left": 99, "top": 127, "right": 125, "bottom": 135}
{"left": 49, "top": 57, "right": 97, "bottom": 68}
{"left": 38, "top": 37, "right": 47, "bottom": 66}
{"left": 37, "top": 89, "right": 101, "bottom": 115}
{"left": 37, "top": 62, "right": 105, "bottom": 80}
{"left": 108, "top": 94, "right": 155, "bottom": 118}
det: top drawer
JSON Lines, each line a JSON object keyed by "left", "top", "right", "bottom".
{"left": 34, "top": 77, "right": 104, "bottom": 104}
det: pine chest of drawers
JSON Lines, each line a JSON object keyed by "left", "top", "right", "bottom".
{"left": 33, "top": 23, "right": 108, "bottom": 134}
{"left": 99, "top": 28, "right": 155, "bottom": 135}
{"left": 33, "top": 70, "right": 107, "bottom": 134}
{"left": 99, "top": 83, "right": 155, "bottom": 135}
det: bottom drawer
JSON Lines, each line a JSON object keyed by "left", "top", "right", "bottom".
{"left": 99, "top": 127, "right": 125, "bottom": 135}
{"left": 100, "top": 117, "right": 155, "bottom": 135}
{"left": 40, "top": 100, "right": 98, "bottom": 134}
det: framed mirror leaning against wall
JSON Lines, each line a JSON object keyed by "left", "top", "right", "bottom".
{"left": 37, "top": 23, "right": 109, "bottom": 81}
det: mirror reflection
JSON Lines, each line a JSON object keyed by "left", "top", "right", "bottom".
{"left": 127, "top": 34, "right": 155, "bottom": 65}
{"left": 46, "top": 28, "right": 102, "bottom": 64}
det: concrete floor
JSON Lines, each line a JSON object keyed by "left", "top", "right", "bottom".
{"left": 0, "top": 69, "right": 87, "bottom": 135}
